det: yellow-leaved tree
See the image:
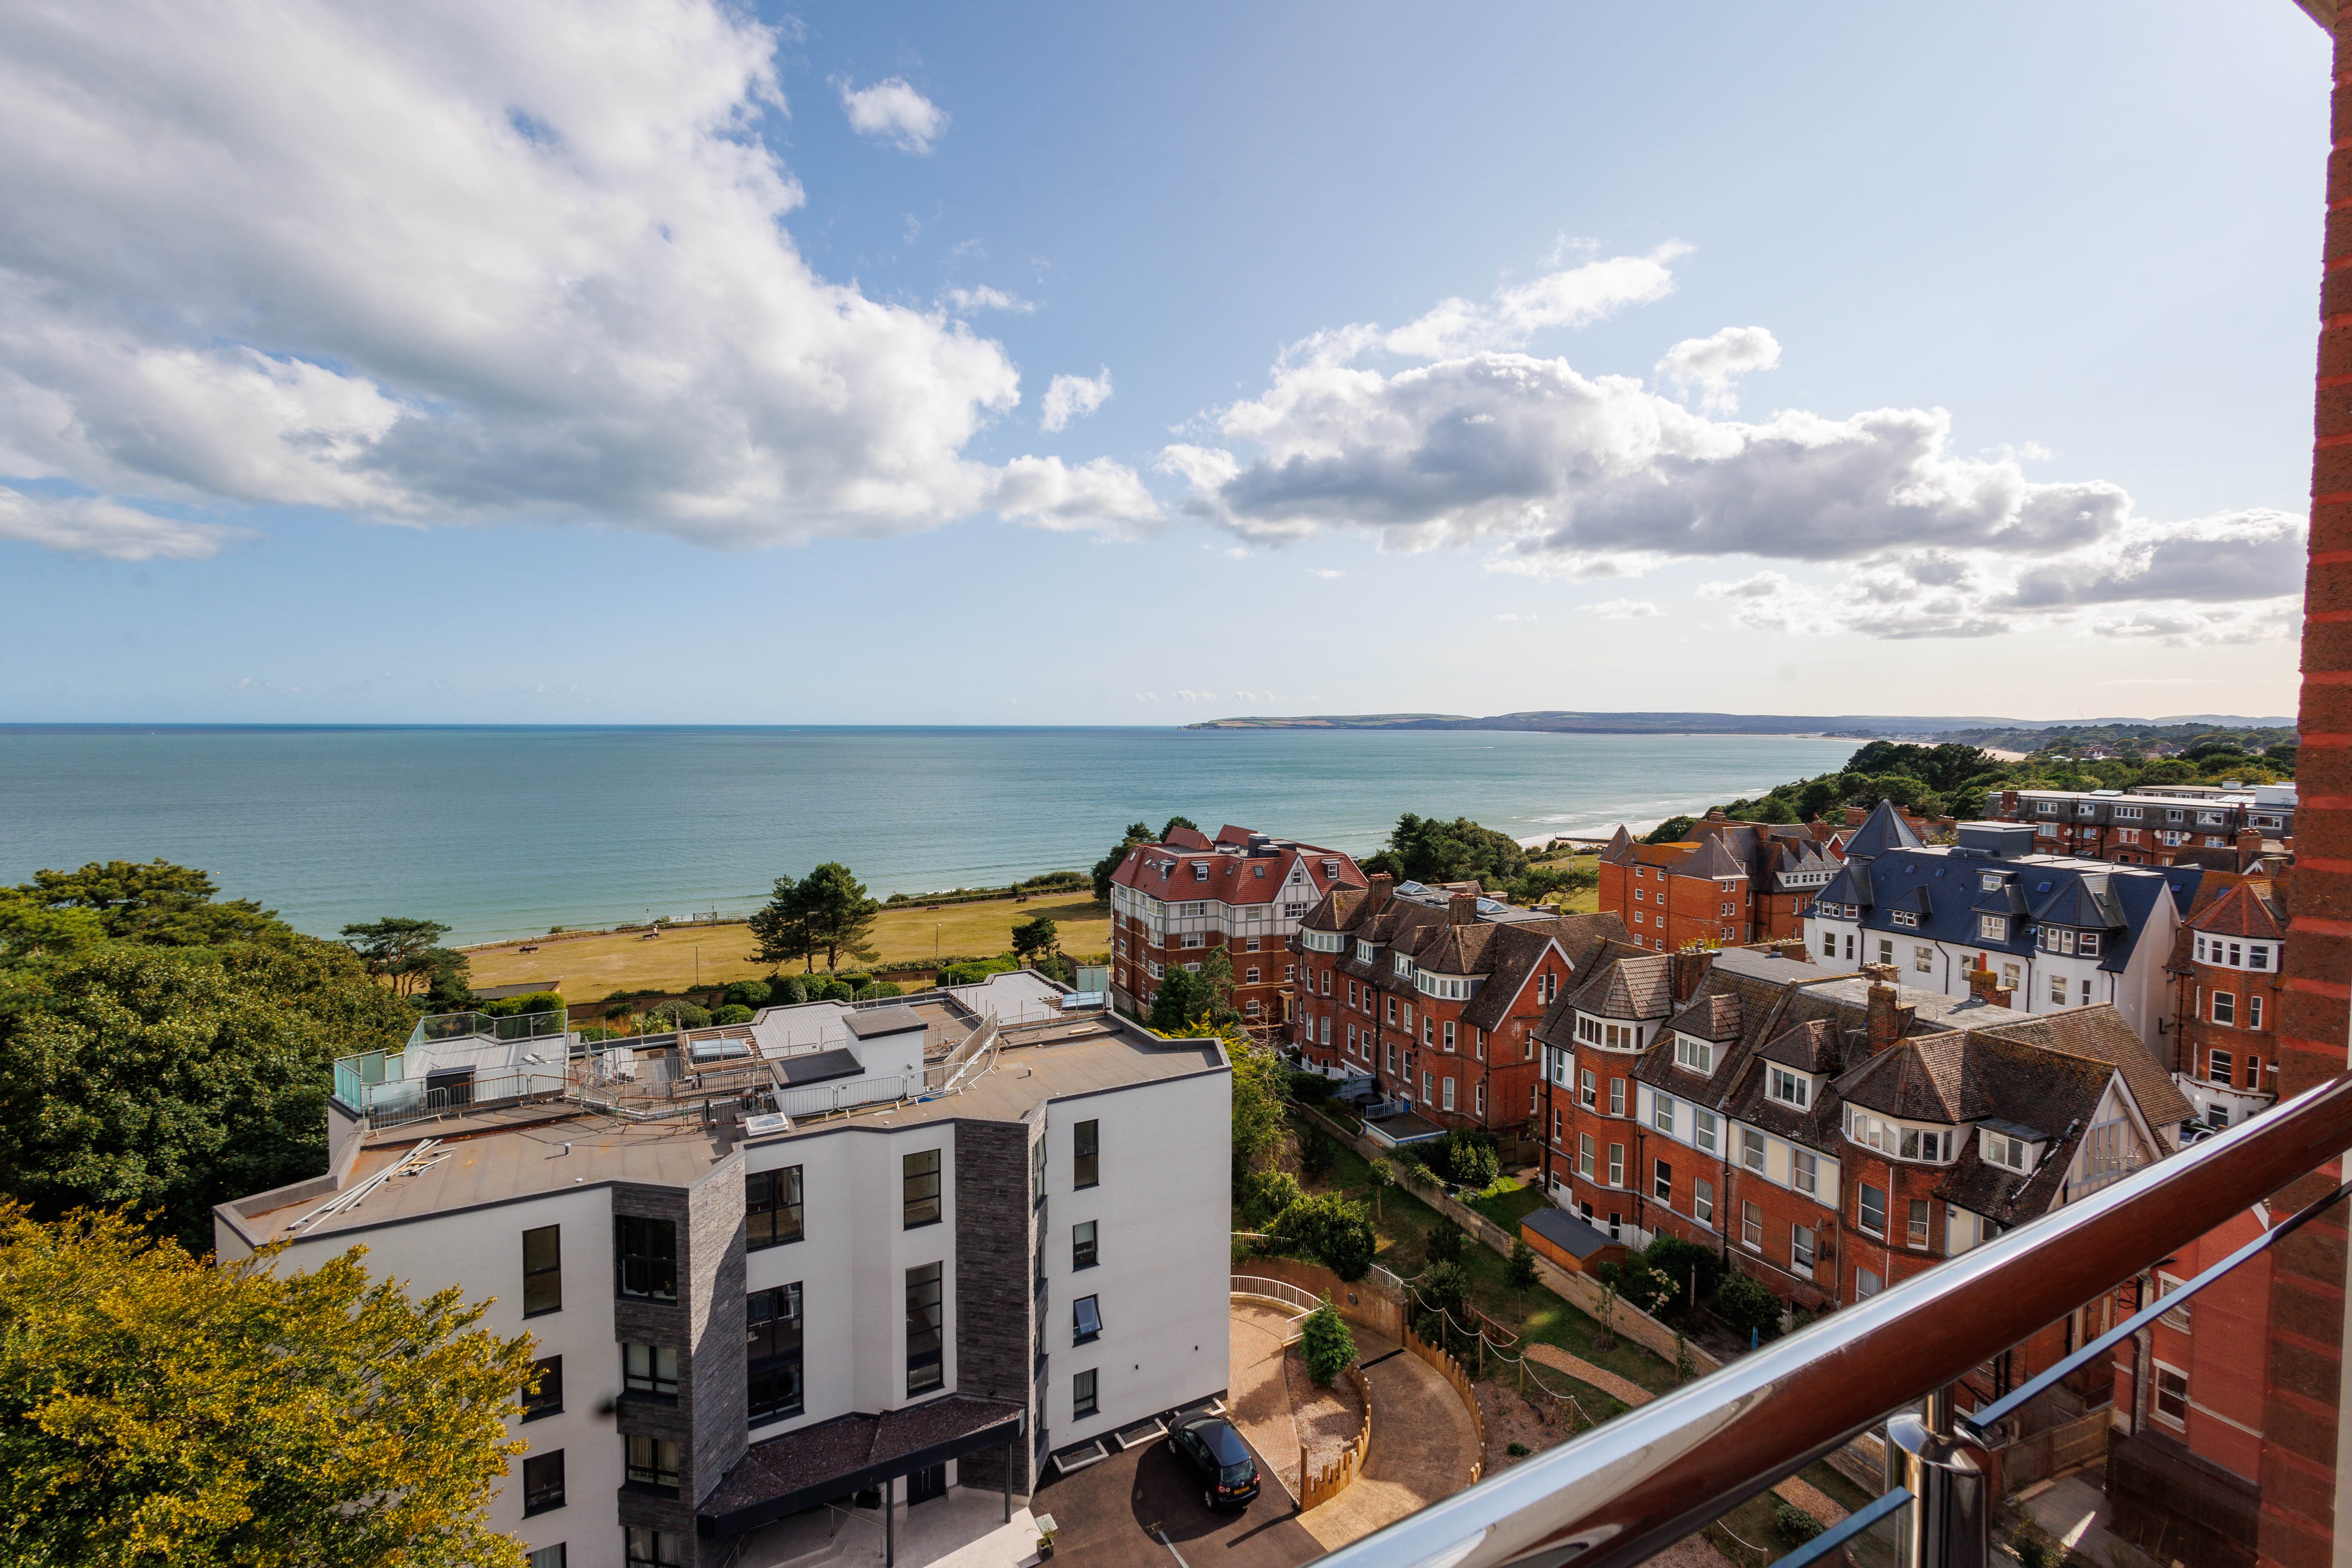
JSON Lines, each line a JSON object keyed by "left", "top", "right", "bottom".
{"left": 0, "top": 1204, "right": 538, "bottom": 1567}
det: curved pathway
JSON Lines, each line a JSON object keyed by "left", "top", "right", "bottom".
{"left": 1298, "top": 1329, "right": 1479, "bottom": 1551}
{"left": 1228, "top": 1300, "right": 1307, "bottom": 1497}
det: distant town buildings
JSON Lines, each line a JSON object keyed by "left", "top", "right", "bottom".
{"left": 1980, "top": 784, "right": 2295, "bottom": 870}
{"left": 218, "top": 973, "right": 1230, "bottom": 1568}
{"left": 1596, "top": 817, "right": 1840, "bottom": 951}
{"left": 2171, "top": 877, "right": 2286, "bottom": 1131}
{"left": 1104, "top": 824, "right": 1364, "bottom": 1024}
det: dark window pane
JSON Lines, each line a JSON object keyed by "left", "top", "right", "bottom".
{"left": 903, "top": 1150, "right": 942, "bottom": 1228}
{"left": 523, "top": 1225, "right": 562, "bottom": 1317}
{"left": 748, "top": 1283, "right": 805, "bottom": 1421}
{"left": 626, "top": 1529, "right": 686, "bottom": 1568}
{"left": 1073, "top": 1294, "right": 1101, "bottom": 1343}
{"left": 747, "top": 1166, "right": 804, "bottom": 1250}
{"left": 1073, "top": 1367, "right": 1098, "bottom": 1418}
{"left": 523, "top": 1354, "right": 563, "bottom": 1420}
{"left": 906, "top": 1262, "right": 945, "bottom": 1394}
{"left": 522, "top": 1450, "right": 566, "bottom": 1515}
{"left": 615, "top": 1216, "right": 677, "bottom": 1302}
{"left": 1072, "top": 1221, "right": 1097, "bottom": 1270}
{"left": 1073, "top": 1121, "right": 1099, "bottom": 1189}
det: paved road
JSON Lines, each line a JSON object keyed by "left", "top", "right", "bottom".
{"left": 1035, "top": 1430, "right": 1322, "bottom": 1568}
{"left": 1297, "top": 1332, "right": 1479, "bottom": 1552}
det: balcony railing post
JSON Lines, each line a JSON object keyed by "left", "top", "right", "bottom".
{"left": 1885, "top": 1392, "right": 1985, "bottom": 1568}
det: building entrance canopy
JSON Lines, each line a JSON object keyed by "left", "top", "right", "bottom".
{"left": 698, "top": 1394, "right": 1024, "bottom": 1539}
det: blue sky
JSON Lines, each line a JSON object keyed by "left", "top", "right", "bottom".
{"left": 0, "top": 1, "right": 2327, "bottom": 723}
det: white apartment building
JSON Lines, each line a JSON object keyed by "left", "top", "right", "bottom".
{"left": 217, "top": 972, "right": 1231, "bottom": 1568}
{"left": 1804, "top": 810, "right": 2197, "bottom": 1052}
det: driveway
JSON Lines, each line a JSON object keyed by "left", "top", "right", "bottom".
{"left": 1296, "top": 1332, "right": 1479, "bottom": 1552}
{"left": 1035, "top": 1428, "right": 1323, "bottom": 1568}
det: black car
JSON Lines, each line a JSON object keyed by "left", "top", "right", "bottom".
{"left": 1169, "top": 1414, "right": 1260, "bottom": 1511}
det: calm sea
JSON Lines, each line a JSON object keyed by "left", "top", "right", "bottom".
{"left": 0, "top": 726, "right": 1856, "bottom": 945}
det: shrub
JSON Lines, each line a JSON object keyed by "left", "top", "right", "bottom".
{"left": 1301, "top": 1132, "right": 1335, "bottom": 1179}
{"left": 1643, "top": 1235, "right": 1723, "bottom": 1312}
{"left": 937, "top": 957, "right": 1019, "bottom": 986}
{"left": 818, "top": 980, "right": 855, "bottom": 1003}
{"left": 1298, "top": 1301, "right": 1357, "bottom": 1387}
{"left": 1270, "top": 1192, "right": 1377, "bottom": 1282}
{"left": 721, "top": 980, "right": 771, "bottom": 1009}
{"left": 1244, "top": 1169, "right": 1305, "bottom": 1226}
{"left": 2013, "top": 1525, "right": 2063, "bottom": 1568}
{"left": 834, "top": 973, "right": 871, "bottom": 992}
{"left": 1418, "top": 1260, "right": 1470, "bottom": 1333}
{"left": 1424, "top": 1218, "right": 1466, "bottom": 1265}
{"left": 1715, "top": 1274, "right": 1782, "bottom": 1341}
{"left": 867, "top": 980, "right": 903, "bottom": 998}
{"left": 712, "top": 1004, "right": 755, "bottom": 1026}
{"left": 1437, "top": 1128, "right": 1501, "bottom": 1190}
{"left": 1506, "top": 1441, "right": 1531, "bottom": 1458}
{"left": 642, "top": 1000, "right": 712, "bottom": 1031}
{"left": 576, "top": 1025, "right": 621, "bottom": 1043}
{"left": 480, "top": 990, "right": 563, "bottom": 1019}
{"left": 1286, "top": 1071, "right": 1337, "bottom": 1105}
{"left": 1507, "top": 1239, "right": 1540, "bottom": 1291}
{"left": 1773, "top": 1502, "right": 1825, "bottom": 1546}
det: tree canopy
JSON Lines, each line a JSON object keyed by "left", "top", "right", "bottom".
{"left": 747, "top": 863, "right": 883, "bottom": 974}
{"left": 1011, "top": 914, "right": 1060, "bottom": 966}
{"left": 1091, "top": 821, "right": 1154, "bottom": 901}
{"left": 338, "top": 916, "right": 465, "bottom": 999}
{"left": 0, "top": 1204, "right": 535, "bottom": 1568}
{"left": 1360, "top": 812, "right": 1529, "bottom": 890}
{"left": 0, "top": 861, "right": 416, "bottom": 1250}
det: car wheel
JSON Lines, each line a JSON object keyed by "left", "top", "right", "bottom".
{"left": 1167, "top": 1436, "right": 1179, "bottom": 1455}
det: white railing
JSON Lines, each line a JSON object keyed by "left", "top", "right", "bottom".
{"left": 1229, "top": 1274, "right": 1322, "bottom": 1315}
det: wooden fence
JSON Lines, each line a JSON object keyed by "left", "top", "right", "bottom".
{"left": 1406, "top": 1327, "right": 1487, "bottom": 1485}
{"left": 1298, "top": 1363, "right": 1374, "bottom": 1511}
{"left": 1298, "top": 1103, "right": 1718, "bottom": 1375}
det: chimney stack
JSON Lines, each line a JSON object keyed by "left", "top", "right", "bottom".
{"left": 1449, "top": 891, "right": 1477, "bottom": 927}
{"left": 1369, "top": 873, "right": 1393, "bottom": 899}
{"left": 1669, "top": 948, "right": 1711, "bottom": 1003}
{"left": 2238, "top": 827, "right": 2263, "bottom": 870}
{"left": 1865, "top": 972, "right": 1910, "bottom": 1054}
{"left": 1966, "top": 965, "right": 2015, "bottom": 1011}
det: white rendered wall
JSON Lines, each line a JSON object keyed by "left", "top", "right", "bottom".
{"left": 277, "top": 1185, "right": 625, "bottom": 1568}
{"left": 1039, "top": 1067, "right": 1231, "bottom": 1455}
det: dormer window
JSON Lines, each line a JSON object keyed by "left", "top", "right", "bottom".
{"left": 1844, "top": 1107, "right": 1951, "bottom": 1163}
{"left": 1356, "top": 940, "right": 1376, "bottom": 964}
{"left": 1674, "top": 1035, "right": 1715, "bottom": 1074}
{"left": 2038, "top": 927, "right": 2077, "bottom": 956}
{"left": 1982, "top": 1130, "right": 2038, "bottom": 1173}
{"left": 1767, "top": 1066, "right": 1810, "bottom": 1109}
{"left": 2079, "top": 933, "right": 2101, "bottom": 958}
{"left": 1192, "top": 863, "right": 1209, "bottom": 882}
{"left": 1393, "top": 953, "right": 1414, "bottom": 979}
{"left": 1978, "top": 916, "right": 2007, "bottom": 941}
{"left": 1323, "top": 859, "right": 1340, "bottom": 877}
{"left": 1979, "top": 873, "right": 2003, "bottom": 892}
{"left": 1891, "top": 910, "right": 1918, "bottom": 929}
{"left": 1577, "top": 1015, "right": 1601, "bottom": 1045}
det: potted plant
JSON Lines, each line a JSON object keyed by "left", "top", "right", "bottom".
{"left": 1034, "top": 1512, "right": 1060, "bottom": 1560}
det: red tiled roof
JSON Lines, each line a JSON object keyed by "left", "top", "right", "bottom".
{"left": 2191, "top": 881, "right": 2285, "bottom": 940}
{"left": 1107, "top": 830, "right": 1365, "bottom": 906}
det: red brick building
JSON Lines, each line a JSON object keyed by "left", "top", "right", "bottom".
{"left": 1983, "top": 786, "right": 2296, "bottom": 870}
{"left": 1289, "top": 873, "right": 1626, "bottom": 1152}
{"left": 1596, "top": 819, "right": 1840, "bottom": 952}
{"left": 1105, "top": 824, "right": 1363, "bottom": 1025}
{"left": 2103, "top": 1206, "right": 2273, "bottom": 1568}
{"left": 2171, "top": 879, "right": 2288, "bottom": 1132}
{"left": 1535, "top": 946, "right": 2192, "bottom": 1323}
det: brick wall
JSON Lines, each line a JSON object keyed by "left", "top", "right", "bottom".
{"left": 2264, "top": 14, "right": 2352, "bottom": 1568}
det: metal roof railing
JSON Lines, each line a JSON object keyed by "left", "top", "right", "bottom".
{"left": 1304, "top": 1072, "right": 2352, "bottom": 1568}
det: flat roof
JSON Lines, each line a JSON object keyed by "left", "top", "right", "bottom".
{"left": 239, "top": 1001, "right": 1217, "bottom": 1243}
{"left": 846, "top": 1005, "right": 927, "bottom": 1038}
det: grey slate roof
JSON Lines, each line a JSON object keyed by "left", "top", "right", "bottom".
{"left": 1844, "top": 799, "right": 1925, "bottom": 859}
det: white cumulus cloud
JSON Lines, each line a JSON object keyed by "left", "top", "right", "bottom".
{"left": 1592, "top": 598, "right": 1662, "bottom": 619}
{"left": 1383, "top": 245, "right": 1689, "bottom": 359}
{"left": 0, "top": 1, "right": 1137, "bottom": 558}
{"left": 0, "top": 487, "right": 248, "bottom": 560}
{"left": 943, "top": 286, "right": 1035, "bottom": 315}
{"left": 839, "top": 76, "right": 948, "bottom": 154}
{"left": 986, "top": 456, "right": 1161, "bottom": 535}
{"left": 1654, "top": 326, "right": 1780, "bottom": 413}
{"left": 1156, "top": 254, "right": 2300, "bottom": 642}
{"left": 1041, "top": 369, "right": 1114, "bottom": 433}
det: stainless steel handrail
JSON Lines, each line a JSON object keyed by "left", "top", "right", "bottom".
{"left": 1307, "top": 1072, "right": 2352, "bottom": 1568}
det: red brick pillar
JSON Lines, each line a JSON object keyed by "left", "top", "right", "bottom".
{"left": 2261, "top": 14, "right": 2352, "bottom": 1568}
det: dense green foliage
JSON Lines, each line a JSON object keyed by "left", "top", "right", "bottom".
{"left": 1146, "top": 966, "right": 1204, "bottom": 1029}
{"left": 338, "top": 916, "right": 469, "bottom": 1001}
{"left": 1430, "top": 1128, "right": 1501, "bottom": 1191}
{"left": 1507, "top": 1238, "right": 1540, "bottom": 1291}
{"left": 1268, "top": 1191, "right": 1378, "bottom": 1282}
{"left": 1361, "top": 812, "right": 1529, "bottom": 889}
{"left": 1091, "top": 821, "right": 1155, "bottom": 902}
{"left": 1702, "top": 735, "right": 2297, "bottom": 830}
{"left": 0, "top": 861, "right": 414, "bottom": 1250}
{"left": 1638, "top": 1235, "right": 1724, "bottom": 1313}
{"left": 1011, "top": 914, "right": 1060, "bottom": 966}
{"left": 1299, "top": 1300, "right": 1358, "bottom": 1386}
{"left": 1774, "top": 1501, "right": 1827, "bottom": 1546}
{"left": 1715, "top": 1273, "right": 1783, "bottom": 1340}
{"left": 1424, "top": 1216, "right": 1467, "bottom": 1265}
{"left": 722, "top": 979, "right": 772, "bottom": 1009}
{"left": 0, "top": 1203, "right": 535, "bottom": 1567}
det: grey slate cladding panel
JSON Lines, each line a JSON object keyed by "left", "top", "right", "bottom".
{"left": 953, "top": 1119, "right": 1035, "bottom": 1495}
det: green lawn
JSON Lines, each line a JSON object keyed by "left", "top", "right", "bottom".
{"left": 1466, "top": 1178, "right": 1547, "bottom": 1233}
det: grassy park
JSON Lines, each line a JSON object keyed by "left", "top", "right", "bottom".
{"left": 467, "top": 894, "right": 1111, "bottom": 996}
